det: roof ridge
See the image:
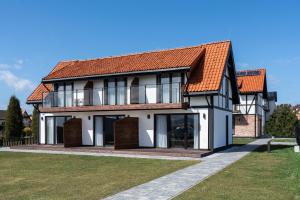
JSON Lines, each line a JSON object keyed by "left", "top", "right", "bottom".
{"left": 58, "top": 40, "right": 231, "bottom": 63}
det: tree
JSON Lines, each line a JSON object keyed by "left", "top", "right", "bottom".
{"left": 265, "top": 104, "right": 298, "bottom": 137}
{"left": 4, "top": 96, "right": 24, "bottom": 139}
{"left": 31, "top": 107, "right": 39, "bottom": 140}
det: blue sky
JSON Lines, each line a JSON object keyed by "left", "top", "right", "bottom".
{"left": 0, "top": 0, "right": 299, "bottom": 113}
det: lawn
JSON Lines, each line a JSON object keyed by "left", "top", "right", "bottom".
{"left": 232, "top": 137, "right": 255, "bottom": 145}
{"left": 175, "top": 145, "right": 300, "bottom": 200}
{"left": 0, "top": 152, "right": 197, "bottom": 200}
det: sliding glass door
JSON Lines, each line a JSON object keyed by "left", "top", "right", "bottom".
{"left": 155, "top": 114, "right": 199, "bottom": 149}
{"left": 169, "top": 115, "right": 186, "bottom": 148}
{"left": 46, "top": 117, "right": 54, "bottom": 144}
{"left": 45, "top": 116, "right": 71, "bottom": 144}
{"left": 94, "top": 115, "right": 125, "bottom": 146}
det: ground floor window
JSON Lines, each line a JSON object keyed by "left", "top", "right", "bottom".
{"left": 94, "top": 115, "right": 125, "bottom": 146}
{"left": 45, "top": 116, "right": 71, "bottom": 144}
{"left": 155, "top": 114, "right": 199, "bottom": 149}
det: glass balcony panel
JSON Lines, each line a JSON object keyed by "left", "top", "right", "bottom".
{"left": 42, "top": 83, "right": 183, "bottom": 108}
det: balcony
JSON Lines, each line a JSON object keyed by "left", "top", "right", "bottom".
{"left": 40, "top": 83, "right": 188, "bottom": 112}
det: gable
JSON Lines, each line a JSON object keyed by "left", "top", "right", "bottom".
{"left": 27, "top": 40, "right": 236, "bottom": 103}
{"left": 237, "top": 68, "right": 268, "bottom": 98}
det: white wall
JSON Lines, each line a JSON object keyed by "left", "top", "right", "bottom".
{"left": 190, "top": 96, "right": 209, "bottom": 107}
{"left": 213, "top": 109, "right": 232, "bottom": 148}
{"left": 39, "top": 107, "right": 210, "bottom": 149}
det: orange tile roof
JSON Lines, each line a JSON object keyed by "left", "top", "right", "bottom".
{"left": 237, "top": 69, "right": 266, "bottom": 93}
{"left": 27, "top": 83, "right": 52, "bottom": 102}
{"left": 27, "top": 40, "right": 233, "bottom": 103}
{"left": 43, "top": 47, "right": 205, "bottom": 81}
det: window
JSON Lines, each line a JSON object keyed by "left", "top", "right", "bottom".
{"left": 104, "top": 78, "right": 127, "bottom": 105}
{"left": 157, "top": 72, "right": 183, "bottom": 103}
{"left": 53, "top": 82, "right": 73, "bottom": 107}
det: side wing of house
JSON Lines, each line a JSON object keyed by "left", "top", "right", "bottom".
{"left": 233, "top": 69, "right": 269, "bottom": 137}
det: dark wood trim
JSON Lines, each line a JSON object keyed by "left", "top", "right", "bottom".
{"left": 247, "top": 95, "right": 256, "bottom": 114}
{"left": 226, "top": 115, "right": 229, "bottom": 146}
{"left": 208, "top": 95, "right": 214, "bottom": 150}
{"left": 245, "top": 95, "right": 248, "bottom": 114}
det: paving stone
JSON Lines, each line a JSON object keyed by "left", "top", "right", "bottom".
{"left": 104, "top": 138, "right": 270, "bottom": 200}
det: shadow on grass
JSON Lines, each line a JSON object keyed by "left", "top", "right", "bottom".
{"left": 221, "top": 144, "right": 291, "bottom": 154}
{"left": 253, "top": 145, "right": 291, "bottom": 153}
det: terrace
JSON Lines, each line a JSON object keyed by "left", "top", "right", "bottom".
{"left": 40, "top": 83, "right": 188, "bottom": 112}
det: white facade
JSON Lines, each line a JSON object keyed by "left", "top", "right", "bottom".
{"left": 38, "top": 63, "right": 235, "bottom": 150}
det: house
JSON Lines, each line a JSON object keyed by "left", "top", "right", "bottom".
{"left": 27, "top": 40, "right": 240, "bottom": 151}
{"left": 0, "top": 110, "right": 6, "bottom": 139}
{"left": 265, "top": 91, "right": 277, "bottom": 120}
{"left": 233, "top": 69, "right": 276, "bottom": 137}
{"left": 292, "top": 104, "right": 300, "bottom": 120}
{"left": 22, "top": 110, "right": 32, "bottom": 127}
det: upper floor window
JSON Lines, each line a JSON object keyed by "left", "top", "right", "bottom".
{"left": 104, "top": 78, "right": 127, "bottom": 105}
{"left": 53, "top": 82, "right": 73, "bottom": 107}
{"left": 157, "top": 72, "right": 183, "bottom": 103}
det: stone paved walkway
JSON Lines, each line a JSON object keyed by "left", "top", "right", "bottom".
{"left": 104, "top": 138, "right": 271, "bottom": 200}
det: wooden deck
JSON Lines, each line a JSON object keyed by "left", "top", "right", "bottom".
{"left": 10, "top": 145, "right": 212, "bottom": 158}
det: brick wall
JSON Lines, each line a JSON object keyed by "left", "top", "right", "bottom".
{"left": 233, "top": 114, "right": 257, "bottom": 137}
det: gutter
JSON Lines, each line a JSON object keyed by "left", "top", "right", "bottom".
{"left": 26, "top": 100, "right": 42, "bottom": 105}
{"left": 184, "top": 91, "right": 218, "bottom": 96}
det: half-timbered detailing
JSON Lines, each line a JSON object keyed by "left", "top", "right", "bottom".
{"left": 27, "top": 40, "right": 240, "bottom": 151}
{"left": 233, "top": 68, "right": 276, "bottom": 138}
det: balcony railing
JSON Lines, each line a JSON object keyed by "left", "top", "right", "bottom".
{"left": 42, "top": 83, "right": 184, "bottom": 108}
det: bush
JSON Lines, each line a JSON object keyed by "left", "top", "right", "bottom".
{"left": 23, "top": 127, "right": 32, "bottom": 136}
{"left": 265, "top": 104, "right": 298, "bottom": 137}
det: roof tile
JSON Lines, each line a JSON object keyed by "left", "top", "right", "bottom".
{"left": 27, "top": 40, "right": 232, "bottom": 103}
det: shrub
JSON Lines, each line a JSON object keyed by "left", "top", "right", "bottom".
{"left": 23, "top": 127, "right": 32, "bottom": 136}
{"left": 265, "top": 104, "right": 298, "bottom": 137}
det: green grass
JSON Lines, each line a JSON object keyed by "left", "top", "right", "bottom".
{"left": 175, "top": 145, "right": 300, "bottom": 200}
{"left": 233, "top": 137, "right": 255, "bottom": 145}
{"left": 272, "top": 138, "right": 296, "bottom": 143}
{"left": 0, "top": 152, "right": 197, "bottom": 200}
